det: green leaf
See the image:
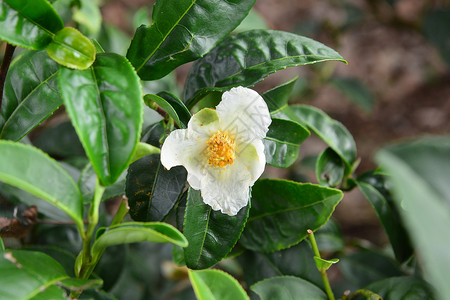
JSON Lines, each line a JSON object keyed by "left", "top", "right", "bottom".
{"left": 263, "top": 77, "right": 298, "bottom": 113}
{"left": 0, "top": 238, "right": 4, "bottom": 253}
{"left": 91, "top": 222, "right": 188, "bottom": 263}
{"left": 0, "top": 141, "right": 84, "bottom": 232}
{"left": 157, "top": 91, "right": 191, "bottom": 128}
{"left": 189, "top": 269, "right": 249, "bottom": 300}
{"left": 0, "top": 250, "right": 68, "bottom": 300}
{"left": 240, "top": 179, "right": 343, "bottom": 252}
{"left": 316, "top": 148, "right": 345, "bottom": 187}
{"left": 331, "top": 77, "right": 374, "bottom": 113}
{"left": 338, "top": 249, "right": 402, "bottom": 288}
{"left": 375, "top": 136, "right": 450, "bottom": 300}
{"left": 234, "top": 8, "right": 269, "bottom": 32}
{"left": 97, "top": 24, "right": 130, "bottom": 56}
{"left": 184, "top": 30, "right": 346, "bottom": 108}
{"left": 126, "top": 154, "right": 187, "bottom": 222}
{"left": 274, "top": 105, "right": 356, "bottom": 170}
{"left": 0, "top": 50, "right": 61, "bottom": 141}
{"left": 73, "top": 0, "right": 102, "bottom": 37}
{"left": 0, "top": 0, "right": 63, "bottom": 49}
{"left": 357, "top": 171, "right": 413, "bottom": 263}
{"left": 47, "top": 27, "right": 96, "bottom": 70}
{"left": 59, "top": 278, "right": 103, "bottom": 292}
{"left": 263, "top": 118, "right": 310, "bottom": 168}
{"left": 251, "top": 276, "right": 327, "bottom": 300}
{"left": 144, "top": 94, "right": 185, "bottom": 128}
{"left": 314, "top": 219, "right": 344, "bottom": 252}
{"left": 126, "top": 0, "right": 256, "bottom": 80}
{"left": 365, "top": 276, "right": 435, "bottom": 300}
{"left": 238, "top": 242, "right": 323, "bottom": 289}
{"left": 314, "top": 257, "right": 339, "bottom": 272}
{"left": 29, "top": 285, "right": 67, "bottom": 300}
{"left": 130, "top": 142, "right": 161, "bottom": 163}
{"left": 183, "top": 188, "right": 250, "bottom": 269}
{"left": 58, "top": 53, "right": 143, "bottom": 186}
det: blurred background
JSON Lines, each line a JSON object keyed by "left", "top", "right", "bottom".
{"left": 1, "top": 0, "right": 449, "bottom": 298}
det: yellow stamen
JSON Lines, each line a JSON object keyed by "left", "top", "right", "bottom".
{"left": 206, "top": 131, "right": 236, "bottom": 168}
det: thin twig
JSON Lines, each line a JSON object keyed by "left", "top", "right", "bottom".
{"left": 0, "top": 43, "right": 16, "bottom": 110}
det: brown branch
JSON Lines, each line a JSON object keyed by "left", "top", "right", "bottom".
{"left": 0, "top": 43, "right": 16, "bottom": 111}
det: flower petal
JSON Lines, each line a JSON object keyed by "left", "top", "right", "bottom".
{"left": 187, "top": 108, "right": 220, "bottom": 139}
{"left": 216, "top": 87, "right": 271, "bottom": 143}
{"left": 200, "top": 141, "right": 265, "bottom": 216}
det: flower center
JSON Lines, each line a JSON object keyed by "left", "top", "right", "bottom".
{"left": 206, "top": 131, "right": 236, "bottom": 168}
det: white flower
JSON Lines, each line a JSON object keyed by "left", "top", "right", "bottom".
{"left": 161, "top": 87, "right": 272, "bottom": 216}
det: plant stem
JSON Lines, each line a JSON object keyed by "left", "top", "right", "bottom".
{"left": 0, "top": 43, "right": 16, "bottom": 111}
{"left": 308, "top": 229, "right": 335, "bottom": 300}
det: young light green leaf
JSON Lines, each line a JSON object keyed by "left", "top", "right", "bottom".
{"left": 251, "top": 276, "right": 327, "bottom": 300}
{"left": 0, "top": 250, "right": 68, "bottom": 300}
{"left": 126, "top": 154, "right": 187, "bottom": 222}
{"left": 357, "top": 171, "right": 413, "bottom": 263}
{"left": 73, "top": 0, "right": 102, "bottom": 37}
{"left": 0, "top": 0, "right": 63, "bottom": 49}
{"left": 47, "top": 27, "right": 96, "bottom": 70}
{"left": 365, "top": 276, "right": 435, "bottom": 300}
{"left": 130, "top": 142, "right": 161, "bottom": 163}
{"left": 0, "top": 50, "right": 61, "bottom": 141}
{"left": 331, "top": 77, "right": 375, "bottom": 113}
{"left": 314, "top": 257, "right": 339, "bottom": 272}
{"left": 189, "top": 269, "right": 250, "bottom": 300}
{"left": 263, "top": 77, "right": 298, "bottom": 113}
{"left": 127, "top": 0, "right": 256, "bottom": 80}
{"left": 274, "top": 105, "right": 356, "bottom": 170}
{"left": 58, "top": 53, "right": 143, "bottom": 186}
{"left": 263, "top": 118, "right": 310, "bottom": 168}
{"left": 91, "top": 222, "right": 188, "bottom": 263}
{"left": 240, "top": 179, "right": 343, "bottom": 252}
{"left": 376, "top": 136, "right": 450, "bottom": 300}
{"left": 183, "top": 188, "right": 250, "bottom": 269}
{"left": 0, "top": 141, "right": 84, "bottom": 233}
{"left": 184, "top": 30, "right": 346, "bottom": 108}
{"left": 0, "top": 238, "right": 4, "bottom": 253}
{"left": 316, "top": 148, "right": 345, "bottom": 187}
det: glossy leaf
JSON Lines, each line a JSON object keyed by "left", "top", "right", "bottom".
{"left": 357, "top": 171, "right": 412, "bottom": 263}
{"left": 338, "top": 249, "right": 402, "bottom": 288}
{"left": 240, "top": 179, "right": 343, "bottom": 252}
{"left": 157, "top": 91, "right": 191, "bottom": 128}
{"left": 144, "top": 94, "right": 185, "bottom": 129}
{"left": 316, "top": 148, "right": 345, "bottom": 187}
{"left": 263, "top": 118, "right": 310, "bottom": 168}
{"left": 189, "top": 269, "right": 249, "bottom": 300}
{"left": 130, "top": 142, "right": 161, "bottom": 163}
{"left": 331, "top": 77, "right": 374, "bottom": 113}
{"left": 0, "top": 0, "right": 63, "bottom": 49}
{"left": 0, "top": 250, "right": 68, "bottom": 300}
{"left": 0, "top": 141, "right": 84, "bottom": 232}
{"left": 263, "top": 77, "right": 298, "bottom": 113}
{"left": 29, "top": 285, "right": 67, "bottom": 300}
{"left": 47, "top": 27, "right": 96, "bottom": 69}
{"left": 365, "top": 276, "right": 435, "bottom": 300}
{"left": 91, "top": 222, "right": 188, "bottom": 263}
{"left": 251, "top": 276, "right": 327, "bottom": 300}
{"left": 126, "top": 0, "right": 255, "bottom": 80}
{"left": 375, "top": 136, "right": 450, "bottom": 300}
{"left": 183, "top": 188, "right": 250, "bottom": 269}
{"left": 184, "top": 30, "right": 346, "bottom": 107}
{"left": 238, "top": 242, "right": 323, "bottom": 288}
{"left": 274, "top": 105, "right": 356, "bottom": 170}
{"left": 0, "top": 50, "right": 61, "bottom": 141}
{"left": 58, "top": 53, "right": 143, "bottom": 186}
{"left": 126, "top": 154, "right": 187, "bottom": 222}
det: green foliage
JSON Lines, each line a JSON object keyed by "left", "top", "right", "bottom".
{"left": 240, "top": 179, "right": 343, "bottom": 252}
{"left": 316, "top": 148, "right": 345, "bottom": 187}
{"left": 331, "top": 77, "right": 374, "bottom": 113}
{"left": 251, "top": 276, "right": 327, "bottom": 300}
{"left": 189, "top": 269, "right": 250, "bottom": 300}
{"left": 58, "top": 53, "right": 143, "bottom": 186}
{"left": 183, "top": 188, "right": 249, "bottom": 269}
{"left": 184, "top": 29, "right": 346, "bottom": 107}
{"left": 127, "top": 0, "right": 255, "bottom": 80}
{"left": 0, "top": 50, "right": 61, "bottom": 141}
